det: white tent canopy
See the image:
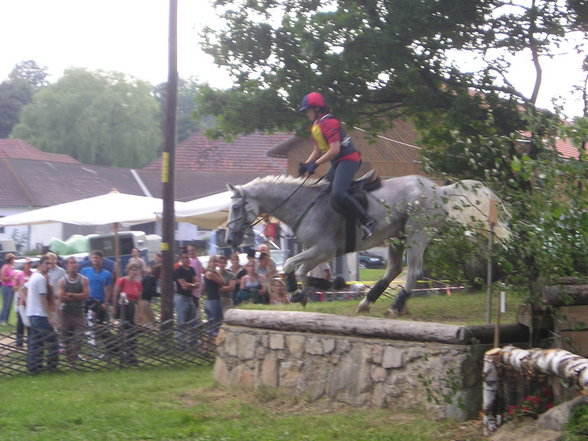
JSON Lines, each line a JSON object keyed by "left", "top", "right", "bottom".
{"left": 174, "top": 191, "right": 232, "bottom": 229}
{"left": 0, "top": 191, "right": 176, "bottom": 227}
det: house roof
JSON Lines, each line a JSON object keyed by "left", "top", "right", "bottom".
{"left": 136, "top": 170, "right": 273, "bottom": 201}
{"left": 143, "top": 131, "right": 289, "bottom": 174}
{"left": 2, "top": 159, "right": 146, "bottom": 207}
{"left": 0, "top": 139, "right": 80, "bottom": 164}
{"left": 555, "top": 137, "right": 585, "bottom": 159}
{"left": 0, "top": 134, "right": 290, "bottom": 209}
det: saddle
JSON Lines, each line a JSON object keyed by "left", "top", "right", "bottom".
{"left": 330, "top": 170, "right": 382, "bottom": 253}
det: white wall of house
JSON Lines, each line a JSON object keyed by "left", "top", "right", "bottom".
{"left": 29, "top": 223, "right": 63, "bottom": 251}
{"left": 176, "top": 222, "right": 211, "bottom": 242}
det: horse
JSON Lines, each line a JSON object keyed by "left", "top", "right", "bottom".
{"left": 225, "top": 174, "right": 509, "bottom": 315}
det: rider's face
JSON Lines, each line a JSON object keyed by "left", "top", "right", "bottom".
{"left": 305, "top": 108, "right": 318, "bottom": 122}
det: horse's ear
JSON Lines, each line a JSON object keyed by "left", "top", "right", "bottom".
{"left": 226, "top": 183, "right": 237, "bottom": 193}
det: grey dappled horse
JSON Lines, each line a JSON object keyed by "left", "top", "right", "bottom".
{"left": 226, "top": 175, "right": 509, "bottom": 315}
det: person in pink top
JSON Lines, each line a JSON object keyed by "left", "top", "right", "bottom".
{"left": 113, "top": 262, "right": 143, "bottom": 365}
{"left": 0, "top": 253, "right": 16, "bottom": 325}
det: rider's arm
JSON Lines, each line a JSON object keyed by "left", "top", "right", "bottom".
{"left": 303, "top": 146, "right": 321, "bottom": 164}
{"left": 315, "top": 141, "right": 341, "bottom": 166}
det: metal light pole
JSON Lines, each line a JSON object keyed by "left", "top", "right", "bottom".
{"left": 160, "top": 0, "right": 178, "bottom": 325}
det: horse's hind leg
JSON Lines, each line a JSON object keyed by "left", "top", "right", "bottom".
{"left": 356, "top": 242, "right": 404, "bottom": 314}
{"left": 389, "top": 230, "right": 429, "bottom": 315}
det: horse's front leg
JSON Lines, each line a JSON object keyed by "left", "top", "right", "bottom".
{"left": 356, "top": 242, "right": 404, "bottom": 314}
{"left": 283, "top": 247, "right": 331, "bottom": 296}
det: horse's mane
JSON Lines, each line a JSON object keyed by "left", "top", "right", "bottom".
{"left": 245, "top": 175, "right": 327, "bottom": 188}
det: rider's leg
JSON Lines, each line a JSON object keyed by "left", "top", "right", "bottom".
{"left": 331, "top": 160, "right": 377, "bottom": 239}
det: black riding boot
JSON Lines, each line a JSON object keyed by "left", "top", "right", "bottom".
{"left": 341, "top": 195, "right": 377, "bottom": 240}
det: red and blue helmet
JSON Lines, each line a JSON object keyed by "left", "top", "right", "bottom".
{"left": 299, "top": 92, "right": 326, "bottom": 112}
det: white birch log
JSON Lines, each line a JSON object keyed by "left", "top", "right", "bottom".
{"left": 482, "top": 348, "right": 501, "bottom": 435}
{"left": 482, "top": 345, "right": 588, "bottom": 434}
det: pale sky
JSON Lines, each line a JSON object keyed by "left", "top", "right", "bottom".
{"left": 1, "top": 0, "right": 586, "bottom": 117}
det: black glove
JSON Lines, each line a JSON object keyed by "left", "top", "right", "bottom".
{"left": 307, "top": 161, "right": 318, "bottom": 175}
{"left": 298, "top": 162, "right": 308, "bottom": 176}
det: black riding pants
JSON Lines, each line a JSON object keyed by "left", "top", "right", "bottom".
{"left": 325, "top": 159, "right": 361, "bottom": 204}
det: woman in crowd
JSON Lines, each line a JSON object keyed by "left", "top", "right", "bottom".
{"left": 0, "top": 253, "right": 16, "bottom": 326}
{"left": 229, "top": 252, "right": 242, "bottom": 275}
{"left": 269, "top": 278, "right": 290, "bottom": 305}
{"left": 203, "top": 255, "right": 225, "bottom": 336}
{"left": 239, "top": 260, "right": 267, "bottom": 304}
{"left": 113, "top": 262, "right": 143, "bottom": 364}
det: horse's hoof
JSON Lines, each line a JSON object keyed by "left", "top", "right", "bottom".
{"left": 355, "top": 298, "right": 371, "bottom": 314}
{"left": 385, "top": 307, "right": 409, "bottom": 317}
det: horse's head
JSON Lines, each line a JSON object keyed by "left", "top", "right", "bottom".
{"left": 226, "top": 183, "right": 258, "bottom": 249}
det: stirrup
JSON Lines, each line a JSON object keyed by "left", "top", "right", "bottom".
{"left": 360, "top": 219, "right": 376, "bottom": 240}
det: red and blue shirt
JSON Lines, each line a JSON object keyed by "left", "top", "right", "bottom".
{"left": 310, "top": 114, "right": 360, "bottom": 163}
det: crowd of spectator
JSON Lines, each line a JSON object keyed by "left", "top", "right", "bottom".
{"left": 0, "top": 243, "right": 295, "bottom": 373}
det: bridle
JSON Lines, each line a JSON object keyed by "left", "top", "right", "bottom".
{"left": 227, "top": 175, "right": 315, "bottom": 235}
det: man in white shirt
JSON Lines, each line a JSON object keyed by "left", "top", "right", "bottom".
{"left": 27, "top": 256, "right": 59, "bottom": 374}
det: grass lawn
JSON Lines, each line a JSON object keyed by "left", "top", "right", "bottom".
{"left": 241, "top": 281, "right": 523, "bottom": 327}
{"left": 0, "top": 270, "right": 518, "bottom": 440}
{"left": 0, "top": 365, "right": 486, "bottom": 441}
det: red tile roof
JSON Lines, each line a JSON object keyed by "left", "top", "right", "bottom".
{"left": 143, "top": 132, "right": 289, "bottom": 174}
{"left": 0, "top": 139, "right": 80, "bottom": 164}
{"left": 555, "top": 137, "right": 585, "bottom": 159}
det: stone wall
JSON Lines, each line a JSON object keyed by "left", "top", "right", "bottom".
{"left": 214, "top": 310, "right": 492, "bottom": 420}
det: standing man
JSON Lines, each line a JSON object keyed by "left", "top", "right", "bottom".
{"left": 80, "top": 250, "right": 113, "bottom": 321}
{"left": 46, "top": 252, "right": 66, "bottom": 331}
{"left": 218, "top": 255, "right": 236, "bottom": 314}
{"left": 128, "top": 248, "right": 148, "bottom": 275}
{"left": 174, "top": 250, "right": 199, "bottom": 350}
{"left": 26, "top": 256, "right": 59, "bottom": 373}
{"left": 58, "top": 256, "right": 89, "bottom": 365}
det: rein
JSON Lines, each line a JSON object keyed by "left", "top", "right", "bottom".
{"left": 247, "top": 175, "right": 317, "bottom": 229}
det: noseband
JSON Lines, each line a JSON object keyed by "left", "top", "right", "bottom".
{"left": 227, "top": 191, "right": 254, "bottom": 234}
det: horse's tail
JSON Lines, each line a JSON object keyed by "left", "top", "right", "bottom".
{"left": 439, "top": 180, "right": 511, "bottom": 242}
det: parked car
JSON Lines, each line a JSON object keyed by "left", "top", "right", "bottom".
{"left": 359, "top": 252, "right": 385, "bottom": 269}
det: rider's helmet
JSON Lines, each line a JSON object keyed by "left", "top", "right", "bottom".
{"left": 299, "top": 92, "right": 326, "bottom": 112}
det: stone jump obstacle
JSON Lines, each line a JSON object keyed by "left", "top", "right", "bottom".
{"left": 214, "top": 309, "right": 529, "bottom": 420}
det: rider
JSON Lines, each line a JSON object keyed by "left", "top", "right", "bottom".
{"left": 298, "top": 92, "right": 376, "bottom": 239}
